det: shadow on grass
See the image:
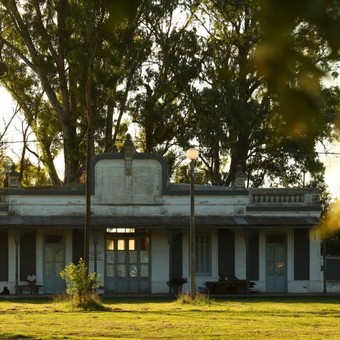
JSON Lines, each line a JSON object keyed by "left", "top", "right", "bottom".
{"left": 211, "top": 294, "right": 340, "bottom": 305}
{"left": 102, "top": 296, "right": 176, "bottom": 305}
{"left": 3, "top": 294, "right": 340, "bottom": 307}
{"left": 0, "top": 297, "right": 54, "bottom": 305}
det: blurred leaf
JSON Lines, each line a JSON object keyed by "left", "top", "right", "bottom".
{"left": 256, "top": 0, "right": 340, "bottom": 134}
{"left": 318, "top": 200, "right": 340, "bottom": 239}
{"left": 103, "top": 0, "right": 141, "bottom": 28}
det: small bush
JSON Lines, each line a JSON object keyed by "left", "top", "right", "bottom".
{"left": 60, "top": 258, "right": 103, "bottom": 310}
{"left": 176, "top": 292, "right": 213, "bottom": 306}
{"left": 53, "top": 293, "right": 108, "bottom": 311}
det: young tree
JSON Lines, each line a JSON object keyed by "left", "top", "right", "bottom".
{"left": 60, "top": 258, "right": 101, "bottom": 309}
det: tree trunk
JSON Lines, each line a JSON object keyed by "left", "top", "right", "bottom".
{"left": 226, "top": 135, "right": 250, "bottom": 186}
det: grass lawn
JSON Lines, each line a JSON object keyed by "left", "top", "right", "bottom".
{"left": 1, "top": 295, "right": 340, "bottom": 339}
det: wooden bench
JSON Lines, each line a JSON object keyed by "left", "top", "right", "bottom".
{"left": 203, "top": 280, "right": 255, "bottom": 294}
{"left": 17, "top": 284, "right": 43, "bottom": 294}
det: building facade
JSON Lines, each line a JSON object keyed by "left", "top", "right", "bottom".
{"left": 0, "top": 139, "right": 330, "bottom": 295}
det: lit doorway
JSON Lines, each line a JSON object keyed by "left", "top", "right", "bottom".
{"left": 105, "top": 229, "right": 150, "bottom": 293}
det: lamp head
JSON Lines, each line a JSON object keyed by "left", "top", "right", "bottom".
{"left": 186, "top": 148, "right": 199, "bottom": 161}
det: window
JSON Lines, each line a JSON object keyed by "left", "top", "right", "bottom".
{"left": 106, "top": 228, "right": 135, "bottom": 233}
{"left": 195, "top": 234, "right": 211, "bottom": 276}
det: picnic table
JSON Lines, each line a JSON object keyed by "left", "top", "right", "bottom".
{"left": 203, "top": 279, "right": 255, "bottom": 294}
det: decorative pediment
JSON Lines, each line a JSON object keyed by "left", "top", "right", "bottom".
{"left": 90, "top": 135, "right": 167, "bottom": 204}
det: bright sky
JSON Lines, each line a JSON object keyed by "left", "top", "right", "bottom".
{"left": 0, "top": 86, "right": 20, "bottom": 157}
{"left": 318, "top": 142, "right": 340, "bottom": 198}
{"left": 1, "top": 85, "right": 340, "bottom": 198}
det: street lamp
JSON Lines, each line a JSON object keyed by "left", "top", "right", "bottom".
{"left": 186, "top": 147, "right": 199, "bottom": 296}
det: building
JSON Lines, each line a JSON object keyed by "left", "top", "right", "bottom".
{"left": 0, "top": 136, "right": 330, "bottom": 295}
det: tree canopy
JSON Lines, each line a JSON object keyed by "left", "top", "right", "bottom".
{"left": 0, "top": 0, "right": 339, "bottom": 190}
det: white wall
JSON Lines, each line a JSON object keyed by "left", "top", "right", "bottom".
{"left": 309, "top": 229, "right": 323, "bottom": 292}
{"left": 235, "top": 231, "right": 246, "bottom": 279}
{"left": 6, "top": 230, "right": 16, "bottom": 293}
{"left": 151, "top": 230, "right": 169, "bottom": 293}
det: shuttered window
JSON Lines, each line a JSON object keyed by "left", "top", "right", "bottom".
{"left": 195, "top": 234, "right": 211, "bottom": 276}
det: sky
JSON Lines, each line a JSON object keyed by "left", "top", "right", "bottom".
{"left": 0, "top": 86, "right": 18, "bottom": 149}
{"left": 318, "top": 142, "right": 340, "bottom": 198}
{"left": 1, "top": 85, "right": 340, "bottom": 199}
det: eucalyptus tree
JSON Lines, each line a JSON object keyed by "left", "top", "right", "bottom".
{"left": 128, "top": 1, "right": 200, "bottom": 158}
{"left": 0, "top": 0, "right": 339, "bottom": 189}
{"left": 0, "top": 0, "right": 144, "bottom": 184}
{"left": 1, "top": 0, "right": 83, "bottom": 183}
{"left": 178, "top": 0, "right": 339, "bottom": 187}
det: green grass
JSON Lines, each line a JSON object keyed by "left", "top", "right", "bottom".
{"left": 1, "top": 296, "right": 340, "bottom": 339}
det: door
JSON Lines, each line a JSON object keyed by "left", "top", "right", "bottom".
{"left": 266, "top": 234, "right": 287, "bottom": 293}
{"left": 43, "top": 235, "right": 65, "bottom": 294}
{"left": 105, "top": 232, "right": 150, "bottom": 293}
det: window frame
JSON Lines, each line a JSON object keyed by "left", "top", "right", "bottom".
{"left": 195, "top": 233, "right": 211, "bottom": 277}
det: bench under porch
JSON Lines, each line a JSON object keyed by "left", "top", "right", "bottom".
{"left": 16, "top": 284, "right": 43, "bottom": 294}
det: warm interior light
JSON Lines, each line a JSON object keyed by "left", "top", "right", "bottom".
{"left": 186, "top": 148, "right": 199, "bottom": 160}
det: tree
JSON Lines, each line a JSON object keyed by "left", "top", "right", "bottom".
{"left": 1, "top": 0, "right": 339, "bottom": 191}
{"left": 0, "top": 0, "right": 144, "bottom": 184}
{"left": 171, "top": 0, "right": 340, "bottom": 188}
{"left": 0, "top": 104, "right": 21, "bottom": 186}
{"left": 19, "top": 158, "right": 50, "bottom": 187}
{"left": 129, "top": 1, "right": 200, "bottom": 157}
{"left": 60, "top": 258, "right": 102, "bottom": 309}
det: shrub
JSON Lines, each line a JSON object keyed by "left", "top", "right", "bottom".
{"left": 60, "top": 258, "right": 102, "bottom": 309}
{"left": 176, "top": 291, "right": 213, "bottom": 306}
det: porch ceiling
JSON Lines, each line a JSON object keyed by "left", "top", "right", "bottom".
{"left": 0, "top": 215, "right": 319, "bottom": 229}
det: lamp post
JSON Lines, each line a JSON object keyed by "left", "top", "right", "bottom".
{"left": 186, "top": 148, "right": 199, "bottom": 296}
{"left": 84, "top": 127, "right": 92, "bottom": 275}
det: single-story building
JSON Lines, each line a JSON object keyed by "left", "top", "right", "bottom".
{"left": 0, "top": 136, "right": 331, "bottom": 295}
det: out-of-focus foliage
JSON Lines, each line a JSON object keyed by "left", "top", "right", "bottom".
{"left": 103, "top": 0, "right": 141, "bottom": 27}
{"left": 255, "top": 0, "right": 340, "bottom": 134}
